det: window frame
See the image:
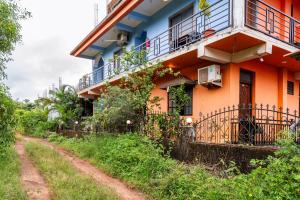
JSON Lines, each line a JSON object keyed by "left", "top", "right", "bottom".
{"left": 167, "top": 85, "right": 193, "bottom": 116}
{"left": 287, "top": 81, "right": 294, "bottom": 95}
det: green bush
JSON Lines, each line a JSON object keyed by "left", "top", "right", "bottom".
{"left": 49, "top": 133, "right": 300, "bottom": 200}
{"left": 16, "top": 108, "right": 55, "bottom": 137}
{"left": 0, "top": 85, "right": 16, "bottom": 155}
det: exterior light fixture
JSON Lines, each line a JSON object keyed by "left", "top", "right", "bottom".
{"left": 186, "top": 117, "right": 193, "bottom": 124}
{"left": 259, "top": 57, "right": 264, "bottom": 62}
{"left": 75, "top": 121, "right": 79, "bottom": 125}
{"left": 126, "top": 120, "right": 132, "bottom": 125}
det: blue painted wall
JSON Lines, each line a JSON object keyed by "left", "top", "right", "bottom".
{"left": 94, "top": 0, "right": 220, "bottom": 77}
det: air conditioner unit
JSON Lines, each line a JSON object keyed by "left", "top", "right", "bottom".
{"left": 117, "top": 31, "right": 129, "bottom": 46}
{"left": 198, "top": 65, "right": 222, "bottom": 87}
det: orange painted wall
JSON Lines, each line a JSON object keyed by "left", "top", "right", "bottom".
{"left": 150, "top": 60, "right": 299, "bottom": 118}
{"left": 287, "top": 71, "right": 299, "bottom": 113}
{"left": 239, "top": 60, "right": 279, "bottom": 107}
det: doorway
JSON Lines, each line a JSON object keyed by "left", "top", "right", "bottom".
{"left": 239, "top": 69, "right": 253, "bottom": 116}
{"left": 238, "top": 69, "right": 255, "bottom": 144}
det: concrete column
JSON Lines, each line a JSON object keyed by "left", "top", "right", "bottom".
{"left": 232, "top": 0, "right": 245, "bottom": 29}
{"left": 229, "top": 63, "right": 240, "bottom": 106}
{"left": 278, "top": 68, "right": 288, "bottom": 109}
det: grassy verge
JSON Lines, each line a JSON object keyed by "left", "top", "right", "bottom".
{"left": 0, "top": 148, "right": 27, "bottom": 200}
{"left": 48, "top": 133, "right": 300, "bottom": 200}
{"left": 25, "top": 142, "right": 118, "bottom": 200}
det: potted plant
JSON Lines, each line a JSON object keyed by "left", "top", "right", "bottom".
{"left": 199, "top": 0, "right": 215, "bottom": 38}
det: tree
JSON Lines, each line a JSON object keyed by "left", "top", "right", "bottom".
{"left": 0, "top": 0, "right": 30, "bottom": 80}
{"left": 0, "top": 84, "right": 15, "bottom": 155}
{"left": 37, "top": 85, "right": 83, "bottom": 128}
{"left": 89, "top": 48, "right": 179, "bottom": 133}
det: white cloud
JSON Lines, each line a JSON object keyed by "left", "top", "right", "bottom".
{"left": 5, "top": 0, "right": 106, "bottom": 101}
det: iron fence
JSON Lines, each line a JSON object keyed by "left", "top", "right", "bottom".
{"left": 78, "top": 0, "right": 232, "bottom": 91}
{"left": 197, "top": 104, "right": 300, "bottom": 145}
{"left": 146, "top": 104, "right": 300, "bottom": 146}
{"left": 245, "top": 0, "right": 300, "bottom": 48}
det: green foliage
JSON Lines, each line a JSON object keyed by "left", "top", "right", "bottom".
{"left": 0, "top": 147, "right": 26, "bottom": 200}
{"left": 37, "top": 85, "right": 83, "bottom": 128}
{"left": 50, "top": 134, "right": 300, "bottom": 200}
{"left": 92, "top": 86, "right": 139, "bottom": 132}
{"left": 168, "top": 84, "right": 191, "bottom": 114}
{"left": 25, "top": 142, "right": 118, "bottom": 200}
{"left": 50, "top": 85, "right": 82, "bottom": 126}
{"left": 16, "top": 108, "right": 54, "bottom": 137}
{"left": 199, "top": 0, "right": 211, "bottom": 16}
{"left": 89, "top": 48, "right": 178, "bottom": 133}
{"left": 0, "top": 85, "right": 16, "bottom": 154}
{"left": 0, "top": 0, "right": 30, "bottom": 80}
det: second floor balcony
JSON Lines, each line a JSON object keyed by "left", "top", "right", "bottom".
{"left": 76, "top": 0, "right": 300, "bottom": 93}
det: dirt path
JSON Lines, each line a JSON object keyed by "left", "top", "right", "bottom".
{"left": 23, "top": 137, "right": 148, "bottom": 200}
{"left": 15, "top": 141, "right": 51, "bottom": 200}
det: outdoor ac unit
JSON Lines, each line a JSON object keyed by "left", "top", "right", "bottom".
{"left": 198, "top": 65, "right": 222, "bottom": 87}
{"left": 117, "top": 31, "right": 129, "bottom": 46}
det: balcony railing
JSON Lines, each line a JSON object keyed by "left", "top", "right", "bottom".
{"left": 245, "top": 0, "right": 300, "bottom": 48}
{"left": 79, "top": 0, "right": 232, "bottom": 91}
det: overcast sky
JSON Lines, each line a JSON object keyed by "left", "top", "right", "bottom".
{"left": 5, "top": 0, "right": 106, "bottom": 101}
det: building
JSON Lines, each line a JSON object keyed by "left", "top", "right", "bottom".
{"left": 71, "top": 0, "right": 300, "bottom": 144}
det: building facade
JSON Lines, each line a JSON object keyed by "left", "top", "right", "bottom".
{"left": 72, "top": 0, "right": 300, "bottom": 121}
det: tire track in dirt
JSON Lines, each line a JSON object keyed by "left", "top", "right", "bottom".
{"left": 15, "top": 141, "right": 51, "bottom": 200}
{"left": 23, "top": 137, "right": 148, "bottom": 200}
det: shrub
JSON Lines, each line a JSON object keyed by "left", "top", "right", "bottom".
{"left": 0, "top": 85, "right": 16, "bottom": 155}
{"left": 50, "top": 134, "right": 300, "bottom": 200}
{"left": 16, "top": 108, "right": 55, "bottom": 137}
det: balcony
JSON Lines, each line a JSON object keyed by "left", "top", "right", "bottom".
{"left": 245, "top": 0, "right": 300, "bottom": 48}
{"left": 78, "top": 0, "right": 300, "bottom": 92}
{"left": 79, "top": 0, "right": 232, "bottom": 91}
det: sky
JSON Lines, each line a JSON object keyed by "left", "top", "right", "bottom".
{"left": 5, "top": 0, "right": 107, "bottom": 101}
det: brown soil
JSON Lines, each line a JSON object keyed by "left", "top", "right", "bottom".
{"left": 23, "top": 137, "right": 148, "bottom": 200}
{"left": 15, "top": 141, "right": 51, "bottom": 200}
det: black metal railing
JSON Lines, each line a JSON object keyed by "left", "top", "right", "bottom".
{"left": 78, "top": 0, "right": 232, "bottom": 91}
{"left": 245, "top": 0, "right": 300, "bottom": 48}
{"left": 145, "top": 104, "right": 300, "bottom": 146}
{"left": 197, "top": 104, "right": 300, "bottom": 145}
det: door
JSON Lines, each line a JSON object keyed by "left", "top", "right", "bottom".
{"left": 169, "top": 5, "right": 194, "bottom": 50}
{"left": 239, "top": 70, "right": 253, "bottom": 116}
{"left": 238, "top": 70, "right": 255, "bottom": 144}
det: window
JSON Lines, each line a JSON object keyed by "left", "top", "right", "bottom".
{"left": 288, "top": 81, "right": 294, "bottom": 95}
{"left": 168, "top": 86, "right": 193, "bottom": 116}
{"left": 93, "top": 57, "right": 104, "bottom": 84}
{"left": 169, "top": 5, "right": 194, "bottom": 49}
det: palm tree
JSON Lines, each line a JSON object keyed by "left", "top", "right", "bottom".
{"left": 37, "top": 84, "right": 83, "bottom": 129}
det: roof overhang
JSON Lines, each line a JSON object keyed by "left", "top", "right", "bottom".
{"left": 160, "top": 77, "right": 196, "bottom": 90}
{"left": 70, "top": 0, "right": 143, "bottom": 57}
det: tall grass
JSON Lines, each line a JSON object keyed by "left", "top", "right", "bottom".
{"left": 49, "top": 133, "right": 300, "bottom": 200}
{"left": 25, "top": 142, "right": 118, "bottom": 200}
{"left": 0, "top": 148, "right": 27, "bottom": 200}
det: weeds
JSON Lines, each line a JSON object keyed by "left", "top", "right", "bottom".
{"left": 0, "top": 147, "right": 26, "bottom": 200}
{"left": 49, "top": 133, "right": 300, "bottom": 200}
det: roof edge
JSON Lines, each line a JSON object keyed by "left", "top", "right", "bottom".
{"left": 70, "top": 0, "right": 142, "bottom": 57}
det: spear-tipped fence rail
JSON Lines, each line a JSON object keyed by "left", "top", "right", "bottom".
{"left": 147, "top": 104, "right": 300, "bottom": 146}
